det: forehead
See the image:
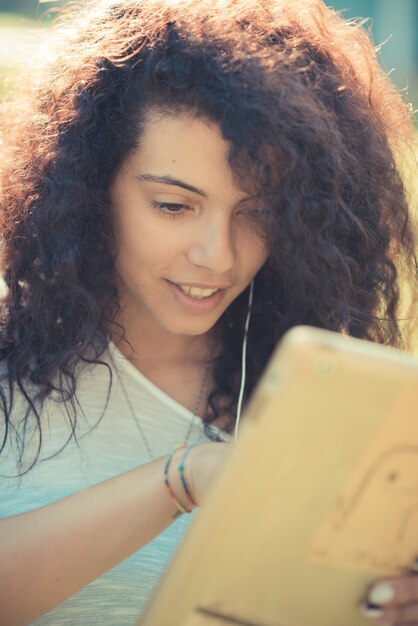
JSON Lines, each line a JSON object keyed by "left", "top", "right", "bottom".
{"left": 126, "top": 111, "right": 246, "bottom": 200}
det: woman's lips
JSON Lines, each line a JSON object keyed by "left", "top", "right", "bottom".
{"left": 165, "top": 280, "right": 226, "bottom": 313}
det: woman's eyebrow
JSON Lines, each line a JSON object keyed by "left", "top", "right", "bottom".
{"left": 136, "top": 173, "right": 207, "bottom": 198}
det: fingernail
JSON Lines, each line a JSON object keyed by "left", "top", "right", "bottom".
{"left": 361, "top": 603, "right": 384, "bottom": 618}
{"left": 368, "top": 583, "right": 395, "bottom": 605}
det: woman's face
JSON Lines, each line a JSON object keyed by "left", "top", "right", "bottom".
{"left": 110, "top": 112, "right": 268, "bottom": 339}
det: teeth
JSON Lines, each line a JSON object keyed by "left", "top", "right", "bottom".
{"left": 178, "top": 285, "right": 219, "bottom": 299}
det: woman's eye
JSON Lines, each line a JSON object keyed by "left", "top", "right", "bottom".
{"left": 151, "top": 201, "right": 189, "bottom": 218}
{"left": 236, "top": 208, "right": 268, "bottom": 237}
{"left": 237, "top": 208, "right": 266, "bottom": 222}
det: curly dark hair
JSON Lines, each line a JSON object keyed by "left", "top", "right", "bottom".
{"left": 0, "top": 0, "right": 416, "bottom": 471}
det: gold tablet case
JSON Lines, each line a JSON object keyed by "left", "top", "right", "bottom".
{"left": 140, "top": 326, "right": 418, "bottom": 626}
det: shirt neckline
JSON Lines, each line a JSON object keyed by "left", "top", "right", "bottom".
{"left": 107, "top": 342, "right": 231, "bottom": 441}
{"left": 107, "top": 340, "right": 203, "bottom": 420}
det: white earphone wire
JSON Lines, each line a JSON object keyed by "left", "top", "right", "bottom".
{"left": 234, "top": 279, "right": 254, "bottom": 440}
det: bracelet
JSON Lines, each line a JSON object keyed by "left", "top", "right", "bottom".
{"left": 164, "top": 444, "right": 191, "bottom": 515}
{"left": 178, "top": 445, "right": 198, "bottom": 508}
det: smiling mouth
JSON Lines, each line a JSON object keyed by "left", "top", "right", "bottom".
{"left": 176, "top": 284, "right": 220, "bottom": 299}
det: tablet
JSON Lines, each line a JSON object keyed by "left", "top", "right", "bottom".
{"left": 139, "top": 325, "right": 418, "bottom": 626}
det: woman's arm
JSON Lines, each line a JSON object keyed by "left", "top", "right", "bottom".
{"left": 0, "top": 442, "right": 229, "bottom": 626}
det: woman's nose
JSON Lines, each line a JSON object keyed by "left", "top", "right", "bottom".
{"left": 186, "top": 215, "right": 236, "bottom": 275}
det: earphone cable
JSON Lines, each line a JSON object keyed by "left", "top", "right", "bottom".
{"left": 234, "top": 279, "right": 253, "bottom": 440}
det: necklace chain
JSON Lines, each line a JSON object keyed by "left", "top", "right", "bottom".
{"left": 110, "top": 347, "right": 212, "bottom": 461}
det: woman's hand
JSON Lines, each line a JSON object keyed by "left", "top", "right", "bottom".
{"left": 182, "top": 442, "right": 231, "bottom": 507}
{"left": 361, "top": 567, "right": 418, "bottom": 625}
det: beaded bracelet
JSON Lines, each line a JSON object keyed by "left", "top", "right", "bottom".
{"left": 178, "top": 445, "right": 198, "bottom": 508}
{"left": 164, "top": 444, "right": 191, "bottom": 516}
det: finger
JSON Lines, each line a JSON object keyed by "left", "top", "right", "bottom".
{"left": 365, "top": 576, "right": 418, "bottom": 608}
{"left": 361, "top": 600, "right": 418, "bottom": 624}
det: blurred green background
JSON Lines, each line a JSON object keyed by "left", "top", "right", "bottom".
{"left": 0, "top": 0, "right": 417, "bottom": 116}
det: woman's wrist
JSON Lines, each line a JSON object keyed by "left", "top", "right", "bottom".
{"left": 168, "top": 442, "right": 230, "bottom": 513}
{"left": 165, "top": 445, "right": 199, "bottom": 517}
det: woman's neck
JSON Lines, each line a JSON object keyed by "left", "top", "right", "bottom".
{"left": 111, "top": 322, "right": 216, "bottom": 415}
{"left": 112, "top": 326, "right": 211, "bottom": 369}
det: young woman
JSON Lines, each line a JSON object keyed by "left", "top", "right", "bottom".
{"left": 0, "top": 0, "right": 416, "bottom": 624}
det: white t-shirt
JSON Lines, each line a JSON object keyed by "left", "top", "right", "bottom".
{"left": 0, "top": 342, "right": 230, "bottom": 625}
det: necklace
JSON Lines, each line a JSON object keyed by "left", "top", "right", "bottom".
{"left": 110, "top": 346, "right": 212, "bottom": 461}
